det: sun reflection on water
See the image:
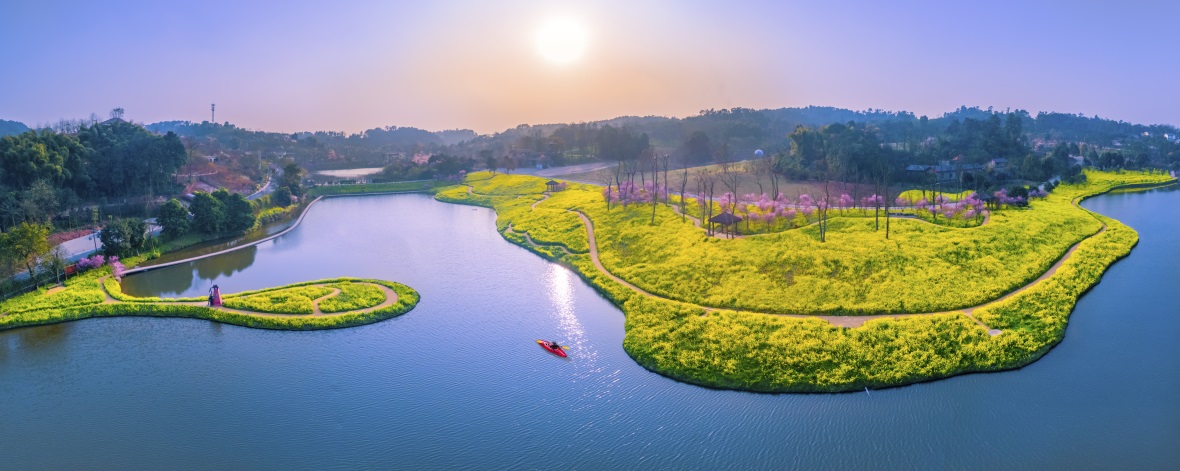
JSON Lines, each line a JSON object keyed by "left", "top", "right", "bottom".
{"left": 546, "top": 264, "right": 588, "bottom": 353}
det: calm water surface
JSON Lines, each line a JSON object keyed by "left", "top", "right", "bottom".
{"left": 2, "top": 189, "right": 1178, "bottom": 469}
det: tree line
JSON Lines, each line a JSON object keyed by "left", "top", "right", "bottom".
{"left": 0, "top": 119, "right": 187, "bottom": 233}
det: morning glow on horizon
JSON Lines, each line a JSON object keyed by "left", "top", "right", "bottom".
{"left": 0, "top": 0, "right": 1178, "bottom": 133}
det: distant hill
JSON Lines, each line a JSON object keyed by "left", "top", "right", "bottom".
{"left": 435, "top": 129, "right": 478, "bottom": 145}
{"left": 0, "top": 119, "right": 30, "bottom": 137}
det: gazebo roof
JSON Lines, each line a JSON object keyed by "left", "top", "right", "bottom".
{"left": 709, "top": 213, "right": 743, "bottom": 225}
{"left": 545, "top": 180, "right": 559, "bottom": 185}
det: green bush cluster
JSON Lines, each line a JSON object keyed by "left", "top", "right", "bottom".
{"left": 256, "top": 203, "right": 302, "bottom": 226}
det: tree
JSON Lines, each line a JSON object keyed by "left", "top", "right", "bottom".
{"left": 100, "top": 218, "right": 147, "bottom": 258}
{"left": 76, "top": 121, "right": 185, "bottom": 197}
{"left": 157, "top": 198, "right": 190, "bottom": 238}
{"left": 2, "top": 222, "right": 50, "bottom": 285}
{"left": 42, "top": 246, "right": 68, "bottom": 285}
{"left": 271, "top": 186, "right": 292, "bottom": 207}
{"left": 191, "top": 191, "right": 225, "bottom": 233}
{"left": 481, "top": 149, "right": 497, "bottom": 175}
{"left": 279, "top": 159, "right": 307, "bottom": 197}
{"left": 223, "top": 193, "right": 256, "bottom": 233}
{"left": 682, "top": 130, "right": 713, "bottom": 164}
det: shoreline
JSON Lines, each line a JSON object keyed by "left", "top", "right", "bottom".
{"left": 125, "top": 189, "right": 436, "bottom": 277}
{"left": 436, "top": 172, "right": 1174, "bottom": 392}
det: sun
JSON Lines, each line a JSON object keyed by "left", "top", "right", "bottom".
{"left": 535, "top": 17, "right": 588, "bottom": 65}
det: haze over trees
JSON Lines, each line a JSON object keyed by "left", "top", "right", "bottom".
{"left": 1, "top": 104, "right": 1175, "bottom": 243}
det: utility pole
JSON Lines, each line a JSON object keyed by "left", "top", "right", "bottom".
{"left": 211, "top": 103, "right": 216, "bottom": 123}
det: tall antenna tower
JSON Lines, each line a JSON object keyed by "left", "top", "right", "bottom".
{"left": 211, "top": 103, "right": 216, "bottom": 123}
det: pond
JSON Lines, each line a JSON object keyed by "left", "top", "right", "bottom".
{"left": 313, "top": 167, "right": 385, "bottom": 179}
{"left": 2, "top": 188, "right": 1178, "bottom": 469}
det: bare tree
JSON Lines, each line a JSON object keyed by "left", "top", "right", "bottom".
{"left": 649, "top": 150, "right": 660, "bottom": 224}
{"left": 598, "top": 168, "right": 615, "bottom": 211}
{"left": 747, "top": 159, "right": 767, "bottom": 196}
{"left": 719, "top": 156, "right": 742, "bottom": 217}
{"left": 612, "top": 160, "right": 627, "bottom": 207}
{"left": 694, "top": 170, "right": 718, "bottom": 236}
{"left": 884, "top": 164, "right": 892, "bottom": 240}
{"left": 766, "top": 154, "right": 782, "bottom": 200}
{"left": 660, "top": 153, "right": 672, "bottom": 204}
{"left": 677, "top": 161, "right": 690, "bottom": 221}
{"left": 818, "top": 178, "right": 833, "bottom": 243}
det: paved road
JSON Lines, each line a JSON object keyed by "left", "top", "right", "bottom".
{"left": 52, "top": 221, "right": 163, "bottom": 263}
{"left": 247, "top": 166, "right": 281, "bottom": 200}
{"left": 517, "top": 161, "right": 615, "bottom": 178}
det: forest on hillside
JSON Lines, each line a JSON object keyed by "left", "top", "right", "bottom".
{"left": 0, "top": 119, "right": 186, "bottom": 232}
{"left": 3, "top": 105, "right": 1177, "bottom": 235}
{"left": 136, "top": 106, "right": 1180, "bottom": 177}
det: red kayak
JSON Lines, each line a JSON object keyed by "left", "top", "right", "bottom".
{"left": 537, "top": 340, "right": 568, "bottom": 358}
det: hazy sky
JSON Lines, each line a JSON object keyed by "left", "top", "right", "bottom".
{"left": 2, "top": 0, "right": 1178, "bottom": 134}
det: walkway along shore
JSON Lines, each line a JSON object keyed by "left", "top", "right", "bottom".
{"left": 124, "top": 180, "right": 1172, "bottom": 333}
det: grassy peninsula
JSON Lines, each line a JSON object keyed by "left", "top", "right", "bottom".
{"left": 435, "top": 169, "right": 1174, "bottom": 392}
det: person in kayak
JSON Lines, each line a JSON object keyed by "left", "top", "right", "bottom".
{"left": 549, "top": 340, "right": 561, "bottom": 350}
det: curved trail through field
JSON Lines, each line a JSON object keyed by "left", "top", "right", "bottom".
{"left": 514, "top": 190, "right": 1112, "bottom": 331}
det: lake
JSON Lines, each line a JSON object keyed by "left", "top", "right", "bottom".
{"left": 2, "top": 187, "right": 1178, "bottom": 469}
{"left": 313, "top": 167, "right": 385, "bottom": 179}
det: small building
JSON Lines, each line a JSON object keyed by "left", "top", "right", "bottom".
{"left": 709, "top": 212, "right": 743, "bottom": 226}
{"left": 906, "top": 160, "right": 983, "bottom": 183}
{"left": 545, "top": 180, "right": 563, "bottom": 192}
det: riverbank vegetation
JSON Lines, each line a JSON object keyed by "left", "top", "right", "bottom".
{"left": 308, "top": 180, "right": 446, "bottom": 196}
{"left": 461, "top": 171, "right": 1169, "bottom": 316}
{"left": 436, "top": 169, "right": 1174, "bottom": 391}
{"left": 0, "top": 257, "right": 420, "bottom": 331}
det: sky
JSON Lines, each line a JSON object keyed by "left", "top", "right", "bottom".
{"left": 2, "top": 0, "right": 1178, "bottom": 134}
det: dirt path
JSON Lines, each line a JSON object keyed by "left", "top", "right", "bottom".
{"left": 310, "top": 288, "right": 342, "bottom": 315}
{"left": 96, "top": 277, "right": 398, "bottom": 319}
{"left": 505, "top": 224, "right": 576, "bottom": 256}
{"left": 309, "top": 284, "right": 400, "bottom": 316}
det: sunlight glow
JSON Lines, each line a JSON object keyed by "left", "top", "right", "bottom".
{"left": 535, "top": 17, "right": 588, "bottom": 65}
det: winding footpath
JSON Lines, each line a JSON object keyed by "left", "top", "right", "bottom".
{"left": 98, "top": 276, "right": 399, "bottom": 318}
{"left": 500, "top": 189, "right": 1120, "bottom": 331}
